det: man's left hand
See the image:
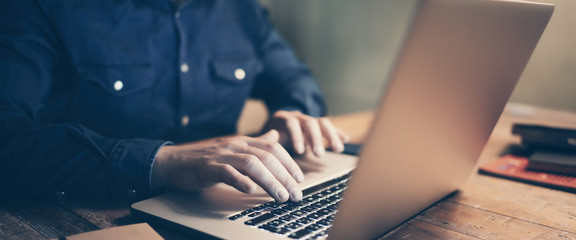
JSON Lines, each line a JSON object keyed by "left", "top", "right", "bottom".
{"left": 263, "top": 110, "right": 350, "bottom": 157}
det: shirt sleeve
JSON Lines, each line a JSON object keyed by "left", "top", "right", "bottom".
{"left": 0, "top": 0, "right": 168, "bottom": 200}
{"left": 249, "top": 2, "right": 327, "bottom": 117}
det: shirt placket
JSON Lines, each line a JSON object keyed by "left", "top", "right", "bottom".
{"left": 174, "top": 7, "right": 192, "bottom": 129}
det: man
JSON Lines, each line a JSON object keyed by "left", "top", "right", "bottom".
{"left": 0, "top": 0, "right": 348, "bottom": 203}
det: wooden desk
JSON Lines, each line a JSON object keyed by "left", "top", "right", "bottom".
{"left": 2, "top": 104, "right": 575, "bottom": 239}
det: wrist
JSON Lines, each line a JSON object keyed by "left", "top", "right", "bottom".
{"left": 151, "top": 145, "right": 172, "bottom": 190}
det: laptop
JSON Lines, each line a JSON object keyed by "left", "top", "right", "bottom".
{"left": 131, "top": 0, "right": 554, "bottom": 239}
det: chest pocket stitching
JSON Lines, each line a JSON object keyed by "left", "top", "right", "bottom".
{"left": 210, "top": 57, "right": 263, "bottom": 85}
{"left": 76, "top": 64, "right": 155, "bottom": 96}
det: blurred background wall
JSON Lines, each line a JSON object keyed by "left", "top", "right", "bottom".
{"left": 260, "top": 0, "right": 576, "bottom": 115}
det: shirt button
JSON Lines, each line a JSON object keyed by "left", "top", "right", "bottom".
{"left": 181, "top": 115, "right": 190, "bottom": 127}
{"left": 180, "top": 63, "right": 189, "bottom": 73}
{"left": 56, "top": 191, "right": 66, "bottom": 204}
{"left": 56, "top": 191, "right": 66, "bottom": 199}
{"left": 174, "top": 12, "right": 180, "bottom": 18}
{"left": 113, "top": 80, "right": 123, "bottom": 91}
{"left": 126, "top": 189, "right": 137, "bottom": 198}
{"left": 234, "top": 68, "right": 245, "bottom": 80}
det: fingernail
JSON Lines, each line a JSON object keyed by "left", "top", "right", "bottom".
{"left": 314, "top": 146, "right": 325, "bottom": 157}
{"left": 297, "top": 144, "right": 305, "bottom": 154}
{"left": 276, "top": 189, "right": 289, "bottom": 202}
{"left": 336, "top": 142, "right": 345, "bottom": 153}
{"left": 268, "top": 130, "right": 279, "bottom": 141}
{"left": 294, "top": 171, "right": 305, "bottom": 183}
{"left": 290, "top": 188, "right": 303, "bottom": 202}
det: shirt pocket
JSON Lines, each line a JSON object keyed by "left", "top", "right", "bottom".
{"left": 71, "top": 63, "right": 160, "bottom": 138}
{"left": 76, "top": 63, "right": 155, "bottom": 96}
{"left": 209, "top": 56, "right": 263, "bottom": 124}
{"left": 210, "top": 57, "right": 262, "bottom": 86}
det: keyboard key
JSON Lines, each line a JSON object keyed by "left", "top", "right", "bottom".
{"left": 317, "top": 208, "right": 333, "bottom": 215}
{"left": 279, "top": 215, "right": 296, "bottom": 221}
{"left": 327, "top": 204, "right": 338, "bottom": 211}
{"left": 266, "top": 202, "right": 282, "bottom": 208}
{"left": 327, "top": 196, "right": 340, "bottom": 202}
{"left": 321, "top": 189, "right": 334, "bottom": 195}
{"left": 244, "top": 213, "right": 274, "bottom": 226}
{"left": 313, "top": 231, "right": 328, "bottom": 239}
{"left": 247, "top": 212, "right": 261, "bottom": 218}
{"left": 306, "top": 223, "right": 323, "bottom": 231}
{"left": 240, "top": 209, "right": 254, "bottom": 215}
{"left": 307, "top": 213, "right": 322, "bottom": 219}
{"left": 284, "top": 222, "right": 303, "bottom": 230}
{"left": 271, "top": 209, "right": 287, "bottom": 215}
{"left": 281, "top": 204, "right": 299, "bottom": 211}
{"left": 260, "top": 224, "right": 289, "bottom": 234}
{"left": 328, "top": 185, "right": 340, "bottom": 192}
{"left": 288, "top": 201, "right": 305, "bottom": 207}
{"left": 291, "top": 210, "right": 306, "bottom": 217}
{"left": 228, "top": 214, "right": 243, "bottom": 221}
{"left": 267, "top": 220, "right": 284, "bottom": 227}
{"left": 311, "top": 202, "right": 324, "bottom": 208}
{"left": 316, "top": 219, "right": 332, "bottom": 226}
{"left": 301, "top": 206, "right": 316, "bottom": 212}
{"left": 295, "top": 217, "right": 313, "bottom": 225}
{"left": 303, "top": 196, "right": 316, "bottom": 202}
{"left": 254, "top": 205, "right": 267, "bottom": 211}
{"left": 289, "top": 229, "right": 313, "bottom": 239}
{"left": 312, "top": 192, "right": 325, "bottom": 198}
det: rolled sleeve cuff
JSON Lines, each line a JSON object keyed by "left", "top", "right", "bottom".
{"left": 108, "top": 138, "right": 172, "bottom": 200}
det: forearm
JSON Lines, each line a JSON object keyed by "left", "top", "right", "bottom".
{"left": 0, "top": 114, "right": 169, "bottom": 200}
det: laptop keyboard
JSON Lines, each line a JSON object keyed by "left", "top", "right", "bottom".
{"left": 228, "top": 173, "right": 351, "bottom": 239}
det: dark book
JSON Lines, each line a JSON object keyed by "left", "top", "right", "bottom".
{"left": 526, "top": 150, "right": 576, "bottom": 176}
{"left": 512, "top": 124, "right": 576, "bottom": 152}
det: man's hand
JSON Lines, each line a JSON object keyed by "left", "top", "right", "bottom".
{"left": 152, "top": 130, "right": 304, "bottom": 202}
{"left": 263, "top": 110, "right": 350, "bottom": 157}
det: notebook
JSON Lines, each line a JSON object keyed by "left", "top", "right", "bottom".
{"left": 131, "top": 1, "right": 554, "bottom": 239}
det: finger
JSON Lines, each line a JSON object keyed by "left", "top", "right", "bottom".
{"left": 300, "top": 116, "right": 325, "bottom": 157}
{"left": 284, "top": 115, "right": 306, "bottom": 154}
{"left": 258, "top": 129, "right": 280, "bottom": 142}
{"left": 319, "top": 118, "right": 344, "bottom": 153}
{"left": 337, "top": 129, "right": 351, "bottom": 143}
{"left": 211, "top": 162, "right": 258, "bottom": 194}
{"left": 220, "top": 153, "right": 290, "bottom": 202}
{"left": 240, "top": 145, "right": 302, "bottom": 201}
{"left": 248, "top": 135, "right": 304, "bottom": 183}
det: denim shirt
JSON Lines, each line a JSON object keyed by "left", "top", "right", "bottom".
{"left": 0, "top": 0, "right": 326, "bottom": 200}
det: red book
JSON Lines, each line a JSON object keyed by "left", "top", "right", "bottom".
{"left": 479, "top": 155, "right": 576, "bottom": 193}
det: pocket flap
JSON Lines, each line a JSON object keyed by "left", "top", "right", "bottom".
{"left": 77, "top": 64, "right": 155, "bottom": 96}
{"left": 211, "top": 57, "right": 262, "bottom": 84}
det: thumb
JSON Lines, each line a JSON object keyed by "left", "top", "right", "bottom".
{"left": 259, "top": 129, "right": 279, "bottom": 142}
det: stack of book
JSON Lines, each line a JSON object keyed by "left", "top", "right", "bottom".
{"left": 479, "top": 124, "right": 576, "bottom": 192}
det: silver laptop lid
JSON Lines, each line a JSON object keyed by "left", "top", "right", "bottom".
{"left": 328, "top": 0, "right": 553, "bottom": 239}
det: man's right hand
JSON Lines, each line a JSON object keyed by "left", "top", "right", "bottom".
{"left": 151, "top": 130, "right": 304, "bottom": 202}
